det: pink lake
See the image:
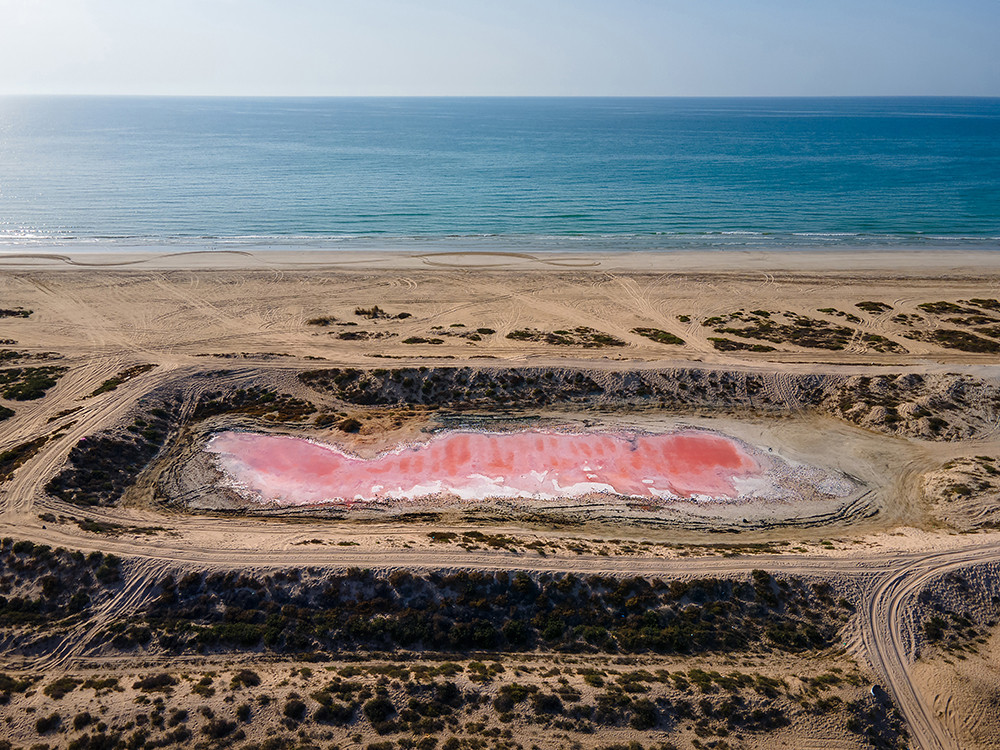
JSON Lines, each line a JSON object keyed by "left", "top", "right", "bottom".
{"left": 206, "top": 429, "right": 762, "bottom": 506}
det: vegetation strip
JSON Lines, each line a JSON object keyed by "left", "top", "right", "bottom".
{"left": 0, "top": 365, "right": 67, "bottom": 400}
{"left": 89, "top": 363, "right": 157, "bottom": 397}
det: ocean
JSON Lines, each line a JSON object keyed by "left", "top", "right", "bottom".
{"left": 0, "top": 96, "right": 998, "bottom": 252}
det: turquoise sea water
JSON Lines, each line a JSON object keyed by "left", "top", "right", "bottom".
{"left": 0, "top": 97, "right": 998, "bottom": 252}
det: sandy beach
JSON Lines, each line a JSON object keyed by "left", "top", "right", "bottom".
{"left": 2, "top": 248, "right": 1000, "bottom": 369}
{"left": 3, "top": 246, "right": 1000, "bottom": 272}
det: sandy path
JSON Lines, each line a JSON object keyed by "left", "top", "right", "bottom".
{"left": 859, "top": 546, "right": 1000, "bottom": 750}
{"left": 28, "top": 556, "right": 172, "bottom": 671}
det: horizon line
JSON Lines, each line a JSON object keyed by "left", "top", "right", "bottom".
{"left": 2, "top": 93, "right": 999, "bottom": 100}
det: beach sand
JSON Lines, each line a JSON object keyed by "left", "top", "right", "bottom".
{"left": 1, "top": 247, "right": 1000, "bottom": 370}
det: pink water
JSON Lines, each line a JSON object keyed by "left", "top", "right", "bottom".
{"left": 206, "top": 429, "right": 762, "bottom": 506}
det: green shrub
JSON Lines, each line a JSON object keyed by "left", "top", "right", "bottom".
{"left": 133, "top": 673, "right": 176, "bottom": 692}
{"left": 363, "top": 695, "right": 396, "bottom": 723}
{"left": 73, "top": 711, "right": 93, "bottom": 730}
{"left": 44, "top": 676, "right": 81, "bottom": 700}
{"left": 231, "top": 669, "right": 261, "bottom": 688}
{"left": 630, "top": 698, "right": 658, "bottom": 729}
{"left": 36, "top": 712, "right": 61, "bottom": 733}
{"left": 531, "top": 692, "right": 563, "bottom": 715}
{"left": 201, "top": 718, "right": 237, "bottom": 738}
{"left": 283, "top": 698, "right": 307, "bottom": 722}
{"left": 632, "top": 327, "right": 685, "bottom": 346}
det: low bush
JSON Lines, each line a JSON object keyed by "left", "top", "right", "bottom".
{"left": 283, "top": 698, "right": 307, "bottom": 722}
{"left": 35, "top": 712, "right": 61, "bottom": 733}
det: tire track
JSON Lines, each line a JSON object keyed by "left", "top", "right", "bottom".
{"left": 28, "top": 557, "right": 170, "bottom": 671}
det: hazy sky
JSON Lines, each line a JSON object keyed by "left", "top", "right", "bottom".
{"left": 1, "top": 0, "right": 997, "bottom": 96}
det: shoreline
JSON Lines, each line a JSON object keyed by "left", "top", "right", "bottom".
{"left": 2, "top": 246, "right": 1000, "bottom": 273}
